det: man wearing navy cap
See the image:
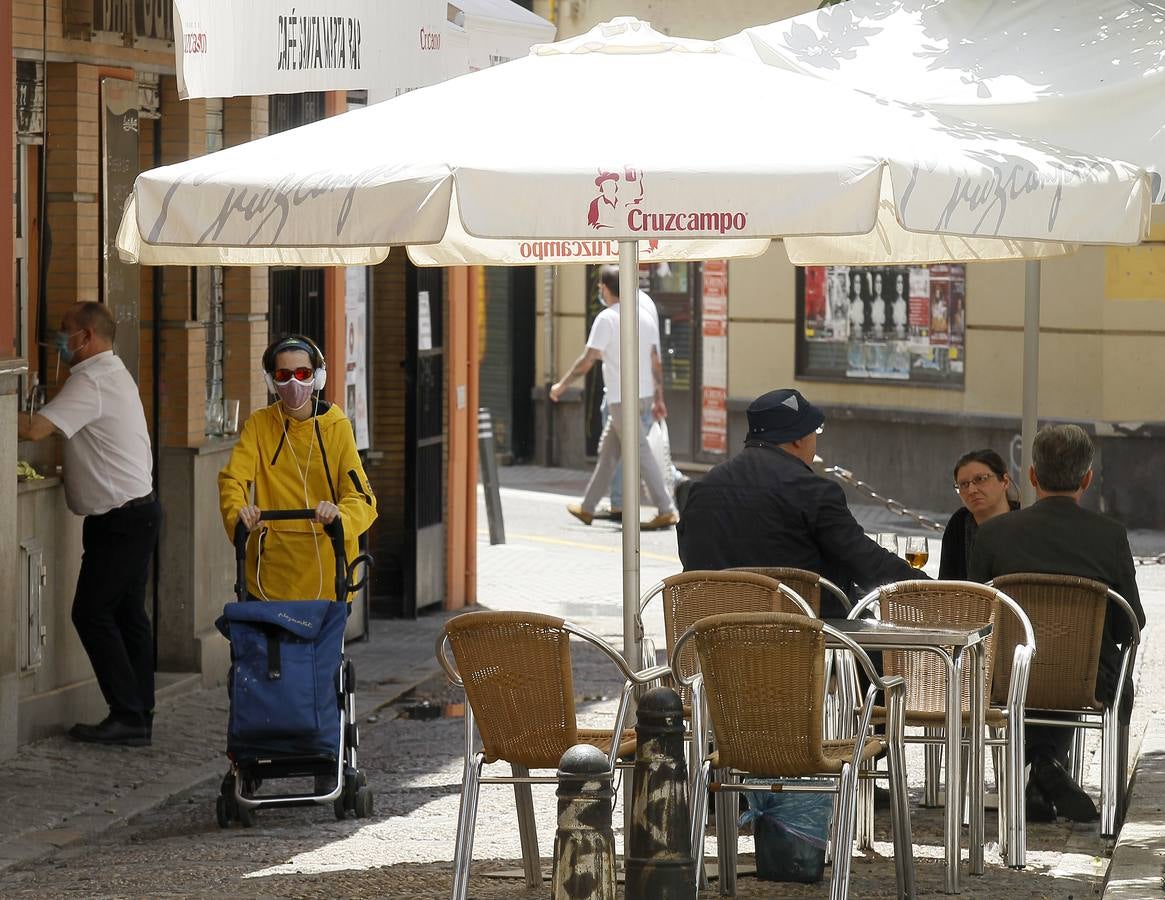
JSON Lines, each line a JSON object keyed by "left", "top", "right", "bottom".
{"left": 677, "top": 387, "right": 920, "bottom": 616}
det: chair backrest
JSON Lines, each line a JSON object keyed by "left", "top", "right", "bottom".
{"left": 863, "top": 580, "right": 1000, "bottom": 717}
{"left": 728, "top": 566, "right": 824, "bottom": 616}
{"left": 989, "top": 573, "right": 1108, "bottom": 710}
{"left": 727, "top": 566, "right": 852, "bottom": 617}
{"left": 443, "top": 610, "right": 578, "bottom": 769}
{"left": 689, "top": 612, "right": 835, "bottom": 775}
{"left": 661, "top": 571, "right": 804, "bottom": 694}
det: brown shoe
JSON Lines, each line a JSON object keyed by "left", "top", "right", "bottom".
{"left": 642, "top": 511, "right": 679, "bottom": 530}
{"left": 567, "top": 503, "right": 594, "bottom": 526}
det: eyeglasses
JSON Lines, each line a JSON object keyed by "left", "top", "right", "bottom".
{"left": 954, "top": 472, "right": 999, "bottom": 494}
{"left": 272, "top": 366, "right": 315, "bottom": 385}
{"left": 815, "top": 426, "right": 824, "bottom": 435}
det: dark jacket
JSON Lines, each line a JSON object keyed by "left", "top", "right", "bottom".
{"left": 938, "top": 501, "right": 1020, "bottom": 581}
{"left": 676, "top": 443, "right": 921, "bottom": 617}
{"left": 968, "top": 495, "right": 1145, "bottom": 704}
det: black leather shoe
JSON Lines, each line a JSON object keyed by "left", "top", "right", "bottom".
{"left": 1025, "top": 778, "right": 1056, "bottom": 823}
{"left": 68, "top": 716, "right": 151, "bottom": 747}
{"left": 1033, "top": 757, "right": 1098, "bottom": 822}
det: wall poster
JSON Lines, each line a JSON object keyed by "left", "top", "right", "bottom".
{"left": 795, "top": 264, "right": 965, "bottom": 387}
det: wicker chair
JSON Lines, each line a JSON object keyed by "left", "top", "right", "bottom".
{"left": 726, "top": 566, "right": 851, "bottom": 617}
{"left": 989, "top": 573, "right": 1141, "bottom": 840}
{"left": 436, "top": 610, "right": 668, "bottom": 900}
{"left": 848, "top": 580, "right": 1034, "bottom": 869}
{"left": 634, "top": 571, "right": 817, "bottom": 887}
{"left": 674, "top": 612, "right": 914, "bottom": 900}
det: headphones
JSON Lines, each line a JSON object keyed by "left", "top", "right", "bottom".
{"left": 262, "top": 334, "right": 327, "bottom": 394}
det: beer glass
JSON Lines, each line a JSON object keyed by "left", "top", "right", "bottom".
{"left": 900, "top": 535, "right": 930, "bottom": 569}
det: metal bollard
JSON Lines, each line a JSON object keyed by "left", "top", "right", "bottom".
{"left": 552, "top": 744, "right": 616, "bottom": 900}
{"left": 477, "top": 407, "right": 506, "bottom": 545}
{"left": 626, "top": 687, "right": 696, "bottom": 899}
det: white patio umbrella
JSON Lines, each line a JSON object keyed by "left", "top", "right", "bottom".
{"left": 718, "top": 0, "right": 1165, "bottom": 502}
{"left": 117, "top": 18, "right": 1151, "bottom": 689}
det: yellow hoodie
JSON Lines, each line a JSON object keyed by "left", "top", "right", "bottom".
{"left": 218, "top": 401, "right": 377, "bottom": 601}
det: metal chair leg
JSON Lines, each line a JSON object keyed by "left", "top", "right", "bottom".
{"left": 714, "top": 769, "right": 737, "bottom": 896}
{"left": 923, "top": 727, "right": 942, "bottom": 808}
{"left": 989, "top": 727, "right": 1007, "bottom": 857}
{"left": 1007, "top": 716, "right": 1026, "bottom": 868}
{"left": 1069, "top": 718, "right": 1086, "bottom": 785}
{"left": 690, "top": 761, "right": 712, "bottom": 895}
{"left": 887, "top": 709, "right": 915, "bottom": 900}
{"left": 1101, "top": 707, "right": 1120, "bottom": 839}
{"left": 451, "top": 755, "right": 484, "bottom": 900}
{"left": 830, "top": 763, "right": 857, "bottom": 900}
{"left": 512, "top": 764, "right": 542, "bottom": 888}
{"left": 855, "top": 759, "right": 875, "bottom": 851}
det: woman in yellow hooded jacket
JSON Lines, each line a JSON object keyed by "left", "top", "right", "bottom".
{"left": 218, "top": 335, "right": 377, "bottom": 601}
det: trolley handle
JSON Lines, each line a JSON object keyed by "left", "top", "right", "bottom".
{"left": 233, "top": 509, "right": 347, "bottom": 603}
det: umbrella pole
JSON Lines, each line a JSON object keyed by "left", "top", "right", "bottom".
{"left": 1020, "top": 261, "right": 1041, "bottom": 507}
{"left": 619, "top": 241, "right": 641, "bottom": 668}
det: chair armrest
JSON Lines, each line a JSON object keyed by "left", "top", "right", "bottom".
{"left": 847, "top": 587, "right": 882, "bottom": 620}
{"left": 631, "top": 664, "right": 673, "bottom": 685}
{"left": 1107, "top": 588, "right": 1143, "bottom": 647}
{"left": 435, "top": 632, "right": 463, "bottom": 686}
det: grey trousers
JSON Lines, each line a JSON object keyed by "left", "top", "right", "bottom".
{"left": 581, "top": 398, "right": 674, "bottom": 515}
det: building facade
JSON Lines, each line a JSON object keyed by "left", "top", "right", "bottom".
{"left": 2, "top": 2, "right": 482, "bottom": 759}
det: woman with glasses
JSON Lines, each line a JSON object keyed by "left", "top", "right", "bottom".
{"left": 218, "top": 334, "right": 377, "bottom": 602}
{"left": 939, "top": 449, "right": 1018, "bottom": 580}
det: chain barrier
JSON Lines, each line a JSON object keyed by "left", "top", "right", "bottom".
{"left": 824, "top": 463, "right": 1165, "bottom": 565}
{"left": 823, "top": 465, "right": 946, "bottom": 533}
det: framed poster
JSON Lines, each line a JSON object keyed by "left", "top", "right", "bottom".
{"left": 795, "top": 264, "right": 965, "bottom": 387}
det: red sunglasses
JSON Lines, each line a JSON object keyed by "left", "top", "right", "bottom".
{"left": 272, "top": 366, "right": 315, "bottom": 385}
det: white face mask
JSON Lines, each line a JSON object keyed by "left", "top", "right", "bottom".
{"left": 275, "top": 377, "right": 314, "bottom": 411}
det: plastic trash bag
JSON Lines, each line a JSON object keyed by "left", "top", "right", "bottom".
{"left": 739, "top": 782, "right": 834, "bottom": 883}
{"left": 646, "top": 418, "right": 675, "bottom": 496}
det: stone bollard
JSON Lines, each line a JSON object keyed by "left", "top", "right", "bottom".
{"left": 551, "top": 743, "right": 616, "bottom": 900}
{"left": 626, "top": 687, "right": 696, "bottom": 899}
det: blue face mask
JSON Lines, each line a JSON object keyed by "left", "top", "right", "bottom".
{"left": 55, "top": 329, "right": 84, "bottom": 364}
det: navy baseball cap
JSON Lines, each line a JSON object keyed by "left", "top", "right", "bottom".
{"left": 746, "top": 388, "right": 825, "bottom": 444}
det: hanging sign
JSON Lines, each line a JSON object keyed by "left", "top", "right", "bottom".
{"left": 174, "top": 0, "right": 448, "bottom": 99}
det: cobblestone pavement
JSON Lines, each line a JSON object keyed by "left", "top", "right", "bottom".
{"left": 0, "top": 465, "right": 1162, "bottom": 898}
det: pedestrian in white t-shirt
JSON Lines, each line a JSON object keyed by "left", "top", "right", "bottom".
{"left": 549, "top": 266, "right": 676, "bottom": 529}
{"left": 18, "top": 301, "right": 160, "bottom": 747}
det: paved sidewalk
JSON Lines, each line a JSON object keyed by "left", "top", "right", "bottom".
{"left": 0, "top": 610, "right": 456, "bottom": 875}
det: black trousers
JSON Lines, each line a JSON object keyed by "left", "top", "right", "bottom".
{"left": 72, "top": 500, "right": 162, "bottom": 726}
{"left": 1026, "top": 673, "right": 1134, "bottom": 767}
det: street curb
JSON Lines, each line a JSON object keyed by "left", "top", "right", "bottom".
{"left": 1102, "top": 711, "right": 1165, "bottom": 898}
{"left": 0, "top": 656, "right": 443, "bottom": 876}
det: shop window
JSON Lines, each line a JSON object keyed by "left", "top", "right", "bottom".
{"left": 794, "top": 265, "right": 966, "bottom": 387}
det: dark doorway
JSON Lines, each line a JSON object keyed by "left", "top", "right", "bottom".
{"left": 403, "top": 263, "right": 446, "bottom": 616}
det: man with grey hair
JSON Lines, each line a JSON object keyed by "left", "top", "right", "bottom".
{"left": 971, "top": 424, "right": 1144, "bottom": 823}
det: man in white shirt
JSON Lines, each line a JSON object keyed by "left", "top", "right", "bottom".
{"left": 549, "top": 266, "right": 677, "bottom": 529}
{"left": 18, "top": 301, "right": 161, "bottom": 747}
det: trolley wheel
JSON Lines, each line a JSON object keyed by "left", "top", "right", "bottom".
{"left": 334, "top": 793, "right": 348, "bottom": 821}
{"left": 220, "top": 772, "right": 235, "bottom": 798}
{"left": 215, "top": 795, "right": 231, "bottom": 828}
{"left": 354, "top": 786, "right": 374, "bottom": 818}
{"left": 343, "top": 769, "right": 359, "bottom": 801}
{"left": 355, "top": 769, "right": 367, "bottom": 789}
{"left": 237, "top": 804, "right": 256, "bottom": 828}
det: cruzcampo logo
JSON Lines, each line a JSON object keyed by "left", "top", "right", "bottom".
{"left": 586, "top": 167, "right": 748, "bottom": 235}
